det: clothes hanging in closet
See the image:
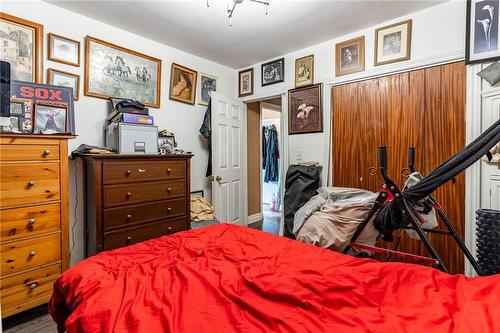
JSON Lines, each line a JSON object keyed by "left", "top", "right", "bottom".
{"left": 263, "top": 125, "right": 279, "bottom": 183}
{"left": 199, "top": 99, "right": 212, "bottom": 177}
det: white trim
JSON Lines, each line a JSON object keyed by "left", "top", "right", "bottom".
{"left": 243, "top": 100, "right": 249, "bottom": 227}
{"left": 322, "top": 82, "right": 332, "bottom": 186}
{"left": 326, "top": 51, "right": 464, "bottom": 86}
{"left": 247, "top": 213, "right": 264, "bottom": 224}
{"left": 465, "top": 64, "right": 483, "bottom": 277}
{"left": 279, "top": 94, "right": 289, "bottom": 237}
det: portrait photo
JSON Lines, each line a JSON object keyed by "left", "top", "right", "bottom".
{"left": 375, "top": 19, "right": 412, "bottom": 66}
{"left": 336, "top": 36, "right": 365, "bottom": 77}
{"left": 34, "top": 103, "right": 67, "bottom": 134}
{"left": 288, "top": 83, "right": 322, "bottom": 135}
{"left": 466, "top": 0, "right": 500, "bottom": 64}
{"left": 48, "top": 33, "right": 80, "bottom": 67}
{"left": 295, "top": 55, "right": 314, "bottom": 87}
{"left": 169, "top": 63, "right": 197, "bottom": 105}
{"left": 198, "top": 73, "right": 217, "bottom": 106}
{"left": 262, "top": 58, "right": 284, "bottom": 86}
{"left": 238, "top": 68, "right": 254, "bottom": 97}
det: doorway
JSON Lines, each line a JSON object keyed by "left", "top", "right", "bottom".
{"left": 246, "top": 97, "right": 284, "bottom": 235}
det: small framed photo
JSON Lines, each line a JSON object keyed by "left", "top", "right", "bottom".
{"left": 47, "top": 68, "right": 80, "bottom": 101}
{"left": 262, "top": 58, "right": 284, "bottom": 86}
{"left": 374, "top": 19, "right": 412, "bottom": 66}
{"left": 48, "top": 33, "right": 80, "bottom": 67}
{"left": 169, "top": 63, "right": 197, "bottom": 105}
{"left": 238, "top": 68, "right": 254, "bottom": 97}
{"left": 295, "top": 55, "right": 314, "bottom": 87}
{"left": 288, "top": 83, "right": 322, "bottom": 135}
{"left": 336, "top": 36, "right": 365, "bottom": 77}
{"left": 10, "top": 98, "right": 33, "bottom": 132}
{"left": 191, "top": 190, "right": 204, "bottom": 198}
{"left": 1, "top": 115, "right": 22, "bottom": 133}
{"left": 466, "top": 0, "right": 500, "bottom": 64}
{"left": 34, "top": 103, "right": 67, "bottom": 134}
{"left": 198, "top": 73, "right": 217, "bottom": 106}
{"left": 158, "top": 135, "right": 177, "bottom": 148}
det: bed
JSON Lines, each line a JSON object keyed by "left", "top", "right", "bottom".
{"left": 50, "top": 224, "right": 500, "bottom": 333}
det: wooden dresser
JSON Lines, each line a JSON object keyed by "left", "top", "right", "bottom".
{"left": 82, "top": 154, "right": 193, "bottom": 256}
{"left": 0, "top": 134, "right": 74, "bottom": 318}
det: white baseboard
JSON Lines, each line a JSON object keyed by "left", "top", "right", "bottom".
{"left": 247, "top": 213, "right": 263, "bottom": 224}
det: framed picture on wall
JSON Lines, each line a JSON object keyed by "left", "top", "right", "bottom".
{"left": 238, "top": 68, "right": 254, "bottom": 97}
{"left": 466, "top": 0, "right": 500, "bottom": 64}
{"left": 374, "top": 19, "right": 412, "bottom": 66}
{"left": 288, "top": 83, "right": 322, "bottom": 135}
{"left": 169, "top": 63, "right": 197, "bottom": 105}
{"left": 48, "top": 33, "right": 80, "bottom": 67}
{"left": 261, "top": 58, "right": 284, "bottom": 86}
{"left": 85, "top": 36, "right": 162, "bottom": 108}
{"left": 0, "top": 13, "right": 43, "bottom": 82}
{"left": 335, "top": 36, "right": 365, "bottom": 77}
{"left": 295, "top": 55, "right": 314, "bottom": 87}
{"left": 47, "top": 68, "right": 80, "bottom": 101}
{"left": 198, "top": 73, "right": 217, "bottom": 106}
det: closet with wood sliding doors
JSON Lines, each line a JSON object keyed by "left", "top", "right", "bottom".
{"left": 332, "top": 61, "right": 466, "bottom": 274}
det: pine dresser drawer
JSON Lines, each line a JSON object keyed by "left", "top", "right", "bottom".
{"left": 103, "top": 180, "right": 186, "bottom": 207}
{"left": 103, "top": 218, "right": 186, "bottom": 251}
{"left": 0, "top": 162, "right": 60, "bottom": 207}
{"left": 103, "top": 198, "right": 187, "bottom": 231}
{"left": 0, "top": 264, "right": 60, "bottom": 313}
{"left": 103, "top": 160, "right": 186, "bottom": 185}
{"left": 1, "top": 234, "right": 61, "bottom": 276}
{"left": 0, "top": 203, "right": 60, "bottom": 242}
{"left": 0, "top": 144, "right": 59, "bottom": 162}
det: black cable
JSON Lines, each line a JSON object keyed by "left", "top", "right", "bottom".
{"left": 70, "top": 160, "right": 78, "bottom": 257}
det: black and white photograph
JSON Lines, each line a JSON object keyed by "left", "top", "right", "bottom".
{"left": 48, "top": 68, "right": 80, "bottom": 101}
{"left": 48, "top": 33, "right": 80, "bottom": 67}
{"left": 467, "top": 0, "right": 500, "bottom": 64}
{"left": 85, "top": 36, "right": 162, "bottom": 108}
{"left": 198, "top": 73, "right": 217, "bottom": 106}
{"left": 33, "top": 103, "right": 67, "bottom": 134}
{"left": 261, "top": 58, "right": 284, "bottom": 86}
{"left": 10, "top": 97, "right": 33, "bottom": 132}
{"left": 0, "top": 13, "right": 43, "bottom": 82}
{"left": 9, "top": 100, "right": 24, "bottom": 115}
{"left": 336, "top": 36, "right": 365, "bottom": 77}
{"left": 375, "top": 19, "right": 412, "bottom": 66}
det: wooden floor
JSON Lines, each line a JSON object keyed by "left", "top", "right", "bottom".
{"left": 2, "top": 305, "right": 56, "bottom": 333}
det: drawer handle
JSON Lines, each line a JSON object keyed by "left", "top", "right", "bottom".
{"left": 26, "top": 181, "right": 35, "bottom": 188}
{"left": 42, "top": 150, "right": 51, "bottom": 157}
{"left": 167, "top": 188, "right": 172, "bottom": 193}
{"left": 27, "top": 219, "right": 36, "bottom": 231}
{"left": 126, "top": 236, "right": 132, "bottom": 242}
{"left": 29, "top": 283, "right": 39, "bottom": 289}
{"left": 29, "top": 250, "right": 36, "bottom": 257}
{"left": 126, "top": 192, "right": 132, "bottom": 198}
{"left": 126, "top": 170, "right": 131, "bottom": 176}
{"left": 167, "top": 207, "right": 172, "bottom": 213}
{"left": 167, "top": 226, "right": 173, "bottom": 234}
{"left": 167, "top": 168, "right": 172, "bottom": 174}
{"left": 126, "top": 214, "right": 132, "bottom": 220}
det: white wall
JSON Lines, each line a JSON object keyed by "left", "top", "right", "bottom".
{"left": 239, "top": 1, "right": 466, "bottom": 180}
{"left": 2, "top": 0, "right": 236, "bottom": 265}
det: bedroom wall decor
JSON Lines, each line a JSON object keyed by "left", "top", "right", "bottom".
{"left": 295, "top": 54, "right": 314, "bottom": 87}
{"left": 198, "top": 72, "right": 217, "bottom": 106}
{"left": 466, "top": 0, "right": 500, "bottom": 64}
{"left": 374, "top": 19, "right": 412, "bottom": 66}
{"left": 335, "top": 36, "right": 365, "bottom": 77}
{"left": 261, "top": 57, "right": 284, "bottom": 86}
{"left": 48, "top": 33, "right": 80, "bottom": 67}
{"left": 85, "top": 36, "right": 162, "bottom": 108}
{"left": 169, "top": 62, "right": 197, "bottom": 105}
{"left": 238, "top": 68, "right": 254, "bottom": 97}
{"left": 47, "top": 68, "right": 80, "bottom": 101}
{"left": 288, "top": 83, "right": 322, "bottom": 135}
{"left": 33, "top": 102, "right": 68, "bottom": 134}
{"left": 0, "top": 12, "right": 43, "bottom": 82}
{"left": 9, "top": 97, "right": 32, "bottom": 132}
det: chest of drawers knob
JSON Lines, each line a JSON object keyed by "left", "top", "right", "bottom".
{"left": 29, "top": 250, "right": 36, "bottom": 257}
{"left": 126, "top": 214, "right": 132, "bottom": 220}
{"left": 167, "top": 226, "right": 173, "bottom": 234}
{"left": 167, "top": 168, "right": 172, "bottom": 174}
{"left": 126, "top": 192, "right": 132, "bottom": 198}
{"left": 26, "top": 181, "right": 35, "bottom": 188}
{"left": 29, "top": 283, "right": 39, "bottom": 289}
{"left": 167, "top": 188, "right": 172, "bottom": 193}
{"left": 126, "top": 170, "right": 132, "bottom": 176}
{"left": 28, "top": 219, "right": 36, "bottom": 226}
{"left": 167, "top": 207, "right": 172, "bottom": 213}
{"left": 42, "top": 150, "right": 51, "bottom": 157}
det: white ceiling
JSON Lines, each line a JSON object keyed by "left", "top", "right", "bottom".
{"left": 47, "top": 0, "right": 446, "bottom": 69}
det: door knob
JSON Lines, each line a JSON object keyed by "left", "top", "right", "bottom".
{"left": 212, "top": 175, "right": 222, "bottom": 182}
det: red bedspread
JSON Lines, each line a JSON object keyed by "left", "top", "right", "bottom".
{"left": 50, "top": 224, "right": 500, "bottom": 333}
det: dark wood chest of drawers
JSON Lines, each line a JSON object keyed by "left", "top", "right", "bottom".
{"left": 82, "top": 154, "right": 193, "bottom": 256}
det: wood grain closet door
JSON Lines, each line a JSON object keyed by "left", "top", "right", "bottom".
{"left": 332, "top": 62, "right": 466, "bottom": 274}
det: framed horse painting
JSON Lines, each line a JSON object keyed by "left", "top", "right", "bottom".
{"left": 84, "top": 36, "right": 162, "bottom": 108}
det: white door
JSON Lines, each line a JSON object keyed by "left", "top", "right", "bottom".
{"left": 211, "top": 92, "right": 246, "bottom": 225}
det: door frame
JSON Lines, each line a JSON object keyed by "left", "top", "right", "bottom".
{"left": 243, "top": 92, "right": 289, "bottom": 236}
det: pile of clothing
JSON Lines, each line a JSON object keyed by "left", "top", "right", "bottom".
{"left": 293, "top": 187, "right": 379, "bottom": 252}
{"left": 191, "top": 195, "right": 215, "bottom": 222}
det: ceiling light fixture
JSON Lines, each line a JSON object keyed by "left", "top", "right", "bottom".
{"left": 207, "top": 0, "right": 270, "bottom": 27}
